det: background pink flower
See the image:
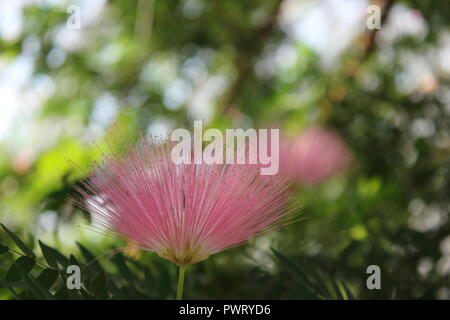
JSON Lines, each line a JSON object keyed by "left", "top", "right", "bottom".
{"left": 280, "top": 127, "right": 352, "bottom": 186}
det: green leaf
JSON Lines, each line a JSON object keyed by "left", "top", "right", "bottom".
{"left": 1, "top": 223, "right": 36, "bottom": 257}
{"left": 111, "top": 253, "right": 134, "bottom": 282}
{"left": 77, "top": 242, "right": 102, "bottom": 276}
{"left": 77, "top": 242, "right": 98, "bottom": 265}
{"left": 36, "top": 268, "right": 59, "bottom": 291}
{"left": 38, "top": 241, "right": 59, "bottom": 270}
{"left": 281, "top": 288, "right": 319, "bottom": 300}
{"left": 54, "top": 286, "right": 70, "bottom": 299}
{"left": 342, "top": 281, "right": 355, "bottom": 300}
{"left": 38, "top": 243, "right": 69, "bottom": 270}
{"left": 0, "top": 243, "right": 9, "bottom": 254}
{"left": 51, "top": 248, "right": 69, "bottom": 269}
{"left": 52, "top": 278, "right": 82, "bottom": 300}
{"left": 69, "top": 254, "right": 81, "bottom": 267}
{"left": 39, "top": 245, "right": 69, "bottom": 270}
{"left": 271, "top": 248, "right": 314, "bottom": 291}
{"left": 330, "top": 277, "right": 344, "bottom": 300}
{"left": 20, "top": 272, "right": 53, "bottom": 300}
{"left": 5, "top": 256, "right": 36, "bottom": 282}
{"left": 272, "top": 249, "right": 355, "bottom": 300}
{"left": 0, "top": 278, "right": 22, "bottom": 300}
{"left": 305, "top": 265, "right": 330, "bottom": 298}
{"left": 80, "top": 288, "right": 94, "bottom": 300}
{"left": 90, "top": 271, "right": 107, "bottom": 297}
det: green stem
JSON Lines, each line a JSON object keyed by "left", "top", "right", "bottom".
{"left": 176, "top": 265, "right": 186, "bottom": 300}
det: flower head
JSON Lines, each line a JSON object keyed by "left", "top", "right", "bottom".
{"left": 280, "top": 127, "right": 351, "bottom": 186}
{"left": 72, "top": 136, "right": 299, "bottom": 266}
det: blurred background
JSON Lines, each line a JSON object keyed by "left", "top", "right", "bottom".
{"left": 0, "top": 0, "right": 450, "bottom": 299}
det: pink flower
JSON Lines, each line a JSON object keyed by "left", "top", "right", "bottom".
{"left": 71, "top": 136, "right": 299, "bottom": 266}
{"left": 280, "top": 127, "right": 351, "bottom": 186}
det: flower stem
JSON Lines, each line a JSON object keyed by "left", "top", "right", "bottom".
{"left": 176, "top": 265, "right": 186, "bottom": 300}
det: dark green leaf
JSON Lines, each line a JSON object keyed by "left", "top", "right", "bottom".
{"left": 76, "top": 242, "right": 96, "bottom": 262}
{"left": 90, "top": 271, "right": 106, "bottom": 297}
{"left": 77, "top": 242, "right": 102, "bottom": 276}
{"left": 69, "top": 254, "right": 81, "bottom": 267}
{"left": 272, "top": 249, "right": 314, "bottom": 291}
{"left": 0, "top": 243, "right": 9, "bottom": 254}
{"left": 272, "top": 249, "right": 355, "bottom": 300}
{"left": 53, "top": 281, "right": 83, "bottom": 300}
{"left": 307, "top": 267, "right": 331, "bottom": 299}
{"left": 1, "top": 223, "right": 36, "bottom": 257}
{"left": 36, "top": 268, "right": 59, "bottom": 291}
{"left": 330, "top": 277, "right": 344, "bottom": 300}
{"left": 0, "top": 278, "right": 22, "bottom": 300}
{"left": 342, "top": 281, "right": 355, "bottom": 300}
{"left": 80, "top": 288, "right": 94, "bottom": 300}
{"left": 38, "top": 241, "right": 58, "bottom": 270}
{"left": 53, "top": 286, "right": 70, "bottom": 299}
{"left": 44, "top": 246, "right": 69, "bottom": 269}
{"left": 20, "top": 272, "right": 53, "bottom": 300}
{"left": 111, "top": 253, "right": 134, "bottom": 282}
{"left": 5, "top": 256, "right": 36, "bottom": 282}
{"left": 281, "top": 288, "right": 319, "bottom": 300}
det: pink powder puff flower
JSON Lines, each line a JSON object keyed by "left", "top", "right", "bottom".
{"left": 280, "top": 127, "right": 352, "bottom": 186}
{"left": 71, "top": 136, "right": 300, "bottom": 267}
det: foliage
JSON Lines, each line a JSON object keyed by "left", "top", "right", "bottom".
{"left": 0, "top": 223, "right": 353, "bottom": 300}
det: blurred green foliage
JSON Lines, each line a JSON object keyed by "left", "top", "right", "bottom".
{"left": 1, "top": 0, "right": 450, "bottom": 299}
{"left": 0, "top": 223, "right": 355, "bottom": 299}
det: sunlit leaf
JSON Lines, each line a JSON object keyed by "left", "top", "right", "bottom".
{"left": 342, "top": 281, "right": 355, "bottom": 300}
